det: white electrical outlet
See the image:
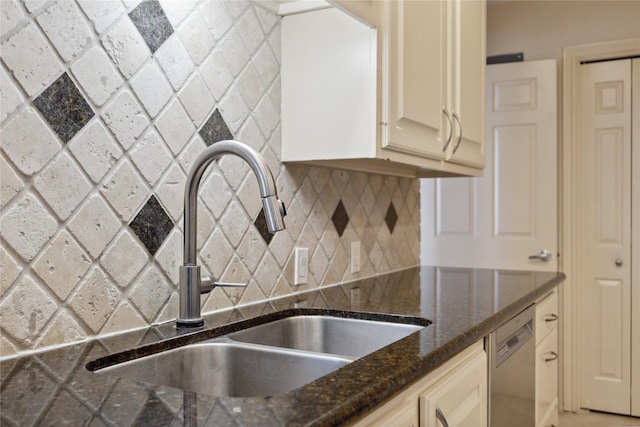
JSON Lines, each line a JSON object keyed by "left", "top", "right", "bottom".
{"left": 350, "top": 241, "right": 361, "bottom": 273}
{"left": 294, "top": 247, "right": 308, "bottom": 285}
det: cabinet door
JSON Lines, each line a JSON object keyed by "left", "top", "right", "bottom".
{"left": 446, "top": 0, "right": 486, "bottom": 169}
{"left": 536, "top": 328, "right": 559, "bottom": 427}
{"left": 381, "top": 0, "right": 448, "bottom": 160}
{"left": 363, "top": 399, "right": 419, "bottom": 427}
{"left": 420, "top": 350, "right": 487, "bottom": 427}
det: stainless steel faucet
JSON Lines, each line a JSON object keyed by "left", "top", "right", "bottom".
{"left": 177, "top": 140, "right": 286, "bottom": 328}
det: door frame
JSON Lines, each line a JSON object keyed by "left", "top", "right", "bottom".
{"left": 562, "top": 37, "right": 640, "bottom": 412}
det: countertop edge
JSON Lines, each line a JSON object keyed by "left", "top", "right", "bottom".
{"left": 331, "top": 271, "right": 565, "bottom": 426}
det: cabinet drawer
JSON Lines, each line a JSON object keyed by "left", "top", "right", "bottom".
{"left": 536, "top": 328, "right": 558, "bottom": 425}
{"left": 536, "top": 289, "right": 558, "bottom": 345}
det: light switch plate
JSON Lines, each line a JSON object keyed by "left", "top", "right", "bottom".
{"left": 294, "top": 247, "right": 308, "bottom": 285}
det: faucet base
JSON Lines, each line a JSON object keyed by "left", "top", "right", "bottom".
{"left": 176, "top": 318, "right": 204, "bottom": 329}
{"left": 179, "top": 265, "right": 203, "bottom": 328}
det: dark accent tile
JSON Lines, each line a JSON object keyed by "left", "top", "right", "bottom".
{"left": 254, "top": 208, "right": 274, "bottom": 245}
{"left": 129, "top": 195, "right": 174, "bottom": 256}
{"left": 34, "top": 73, "right": 94, "bottom": 143}
{"left": 385, "top": 202, "right": 398, "bottom": 234}
{"left": 199, "top": 109, "right": 234, "bottom": 146}
{"left": 129, "top": 0, "right": 174, "bottom": 53}
{"left": 331, "top": 200, "right": 349, "bottom": 237}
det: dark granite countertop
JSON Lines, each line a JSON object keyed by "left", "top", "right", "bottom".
{"left": 0, "top": 266, "right": 564, "bottom": 426}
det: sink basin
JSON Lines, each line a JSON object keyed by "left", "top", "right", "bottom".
{"left": 90, "top": 312, "right": 428, "bottom": 397}
{"left": 95, "top": 341, "right": 351, "bottom": 397}
{"left": 229, "top": 315, "right": 425, "bottom": 358}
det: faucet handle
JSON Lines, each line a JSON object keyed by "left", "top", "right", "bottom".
{"left": 200, "top": 275, "right": 247, "bottom": 294}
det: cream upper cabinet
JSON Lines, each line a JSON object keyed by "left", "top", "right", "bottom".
{"left": 380, "top": 0, "right": 447, "bottom": 161}
{"left": 447, "top": 0, "right": 486, "bottom": 169}
{"left": 281, "top": 0, "right": 486, "bottom": 178}
{"left": 380, "top": 0, "right": 485, "bottom": 169}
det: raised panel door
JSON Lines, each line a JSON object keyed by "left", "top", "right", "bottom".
{"left": 580, "top": 58, "right": 632, "bottom": 415}
{"left": 420, "top": 350, "right": 487, "bottom": 427}
{"left": 381, "top": 0, "right": 447, "bottom": 160}
{"left": 421, "top": 60, "right": 557, "bottom": 271}
{"left": 446, "top": 0, "right": 486, "bottom": 169}
{"left": 536, "top": 327, "right": 558, "bottom": 427}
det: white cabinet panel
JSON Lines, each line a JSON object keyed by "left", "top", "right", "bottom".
{"left": 536, "top": 290, "right": 559, "bottom": 427}
{"left": 420, "top": 350, "right": 487, "bottom": 427}
{"left": 536, "top": 328, "right": 558, "bottom": 427}
{"left": 282, "top": 1, "right": 486, "bottom": 178}
{"left": 350, "top": 342, "right": 486, "bottom": 427}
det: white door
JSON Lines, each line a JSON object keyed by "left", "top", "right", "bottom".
{"left": 580, "top": 58, "right": 633, "bottom": 415}
{"left": 420, "top": 59, "right": 557, "bottom": 271}
{"left": 632, "top": 57, "right": 640, "bottom": 419}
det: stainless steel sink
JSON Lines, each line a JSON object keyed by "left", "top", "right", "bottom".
{"left": 91, "top": 313, "right": 427, "bottom": 397}
{"left": 96, "top": 341, "right": 351, "bottom": 397}
{"left": 229, "top": 315, "right": 424, "bottom": 358}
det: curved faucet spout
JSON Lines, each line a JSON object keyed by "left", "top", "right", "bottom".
{"left": 178, "top": 140, "right": 286, "bottom": 328}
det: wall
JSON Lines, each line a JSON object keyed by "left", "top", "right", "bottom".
{"left": 0, "top": 0, "right": 420, "bottom": 357}
{"left": 487, "top": 0, "right": 640, "bottom": 63}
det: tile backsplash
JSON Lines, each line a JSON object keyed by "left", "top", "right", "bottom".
{"left": 0, "top": 0, "right": 420, "bottom": 357}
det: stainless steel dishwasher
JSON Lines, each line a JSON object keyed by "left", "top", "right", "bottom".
{"left": 488, "top": 304, "right": 535, "bottom": 427}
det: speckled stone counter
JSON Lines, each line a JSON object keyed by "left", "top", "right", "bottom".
{"left": 0, "top": 267, "right": 564, "bottom": 426}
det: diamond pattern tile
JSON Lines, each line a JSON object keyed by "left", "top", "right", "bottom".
{"left": 1, "top": 0, "right": 422, "bottom": 359}
{"left": 34, "top": 151, "right": 92, "bottom": 220}
{"left": 129, "top": 0, "right": 174, "bottom": 53}
{"left": 69, "top": 266, "right": 121, "bottom": 333}
{"left": 100, "top": 159, "right": 148, "bottom": 222}
{"left": 68, "top": 195, "right": 121, "bottom": 258}
{"left": 32, "top": 230, "right": 91, "bottom": 300}
{"left": 331, "top": 200, "right": 349, "bottom": 237}
{"left": 129, "top": 266, "right": 172, "bottom": 322}
{"left": 2, "top": 108, "right": 62, "bottom": 177}
{"left": 101, "top": 231, "right": 148, "bottom": 289}
{"left": 35, "top": 309, "right": 87, "bottom": 349}
{"left": 129, "top": 196, "right": 174, "bottom": 256}
{"left": 2, "top": 193, "right": 58, "bottom": 262}
{"left": 385, "top": 202, "right": 398, "bottom": 233}
{"left": 200, "top": 108, "right": 234, "bottom": 146}
{"left": 37, "top": 0, "right": 92, "bottom": 62}
{"left": 0, "top": 155, "right": 23, "bottom": 209}
{"left": 1, "top": 275, "right": 57, "bottom": 344}
{"left": 34, "top": 73, "right": 94, "bottom": 143}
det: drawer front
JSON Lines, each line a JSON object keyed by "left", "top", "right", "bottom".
{"left": 536, "top": 328, "right": 558, "bottom": 425}
{"left": 536, "top": 289, "right": 559, "bottom": 345}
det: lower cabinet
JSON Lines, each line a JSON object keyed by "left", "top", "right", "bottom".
{"left": 350, "top": 341, "right": 487, "bottom": 427}
{"left": 420, "top": 349, "right": 487, "bottom": 426}
{"left": 535, "top": 290, "right": 559, "bottom": 427}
